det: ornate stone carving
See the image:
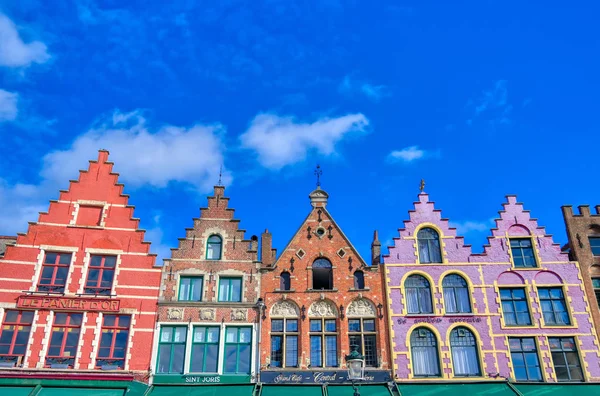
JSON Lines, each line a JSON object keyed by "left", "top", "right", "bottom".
{"left": 270, "top": 300, "right": 299, "bottom": 317}
{"left": 308, "top": 300, "right": 337, "bottom": 317}
{"left": 231, "top": 309, "right": 247, "bottom": 321}
{"left": 199, "top": 308, "right": 215, "bottom": 321}
{"left": 347, "top": 298, "right": 376, "bottom": 317}
{"left": 167, "top": 308, "right": 184, "bottom": 320}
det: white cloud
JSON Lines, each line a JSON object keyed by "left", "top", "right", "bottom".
{"left": 339, "top": 75, "right": 389, "bottom": 102}
{"left": 144, "top": 213, "right": 171, "bottom": 266}
{"left": 0, "top": 13, "right": 50, "bottom": 68}
{"left": 42, "top": 110, "right": 231, "bottom": 192}
{"left": 450, "top": 219, "right": 494, "bottom": 234}
{"left": 387, "top": 146, "right": 426, "bottom": 163}
{"left": 0, "top": 179, "right": 48, "bottom": 235}
{"left": 240, "top": 113, "right": 369, "bottom": 169}
{"left": 0, "top": 89, "right": 18, "bottom": 121}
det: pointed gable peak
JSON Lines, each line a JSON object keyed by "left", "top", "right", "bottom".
{"left": 97, "top": 149, "right": 110, "bottom": 164}
{"left": 309, "top": 186, "right": 329, "bottom": 208}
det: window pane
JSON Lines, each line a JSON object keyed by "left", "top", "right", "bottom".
{"left": 271, "top": 335, "right": 283, "bottom": 367}
{"left": 325, "top": 336, "right": 337, "bottom": 367}
{"left": 190, "top": 344, "right": 206, "bottom": 372}
{"left": 325, "top": 319, "right": 336, "bottom": 332}
{"left": 207, "top": 328, "right": 219, "bottom": 343}
{"left": 271, "top": 319, "right": 283, "bottom": 332}
{"left": 348, "top": 319, "right": 360, "bottom": 332}
{"left": 286, "top": 336, "right": 298, "bottom": 367}
{"left": 239, "top": 328, "right": 251, "bottom": 343}
{"left": 172, "top": 344, "right": 185, "bottom": 373}
{"left": 226, "top": 328, "right": 237, "bottom": 343}
{"left": 224, "top": 345, "right": 237, "bottom": 373}
{"left": 310, "top": 320, "right": 321, "bottom": 332}
{"left": 231, "top": 279, "right": 242, "bottom": 302}
{"left": 174, "top": 328, "right": 187, "bottom": 342}
{"left": 193, "top": 328, "right": 206, "bottom": 343}
{"left": 205, "top": 344, "right": 219, "bottom": 372}
{"left": 286, "top": 319, "right": 298, "bottom": 332}
{"left": 238, "top": 344, "right": 251, "bottom": 373}
{"left": 310, "top": 336, "right": 322, "bottom": 367}
{"left": 219, "top": 279, "right": 230, "bottom": 301}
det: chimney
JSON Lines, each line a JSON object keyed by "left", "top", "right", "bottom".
{"left": 371, "top": 230, "right": 381, "bottom": 265}
{"left": 261, "top": 229, "right": 274, "bottom": 266}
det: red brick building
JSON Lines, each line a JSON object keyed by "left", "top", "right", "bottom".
{"left": 152, "top": 185, "right": 262, "bottom": 386}
{"left": 0, "top": 150, "right": 161, "bottom": 382}
{"left": 258, "top": 186, "right": 392, "bottom": 385}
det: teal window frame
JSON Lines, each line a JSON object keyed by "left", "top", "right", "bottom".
{"left": 190, "top": 326, "right": 220, "bottom": 373}
{"left": 206, "top": 235, "right": 222, "bottom": 260}
{"left": 223, "top": 326, "right": 252, "bottom": 374}
{"left": 589, "top": 237, "right": 600, "bottom": 256}
{"left": 218, "top": 277, "right": 242, "bottom": 302}
{"left": 593, "top": 278, "right": 600, "bottom": 309}
{"left": 156, "top": 326, "right": 187, "bottom": 374}
{"left": 178, "top": 276, "right": 203, "bottom": 302}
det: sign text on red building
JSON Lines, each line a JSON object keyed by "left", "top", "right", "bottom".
{"left": 17, "top": 295, "right": 120, "bottom": 312}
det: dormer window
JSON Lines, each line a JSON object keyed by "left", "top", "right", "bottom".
{"left": 312, "top": 258, "right": 333, "bottom": 290}
{"left": 206, "top": 235, "right": 222, "bottom": 260}
{"left": 510, "top": 238, "right": 537, "bottom": 268}
{"left": 417, "top": 228, "right": 442, "bottom": 263}
{"left": 280, "top": 272, "right": 291, "bottom": 291}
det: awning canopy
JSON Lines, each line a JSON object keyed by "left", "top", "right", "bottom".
{"left": 513, "top": 383, "right": 600, "bottom": 395}
{"left": 260, "top": 384, "right": 324, "bottom": 396}
{"left": 396, "top": 382, "right": 519, "bottom": 395}
{"left": 148, "top": 384, "right": 257, "bottom": 396}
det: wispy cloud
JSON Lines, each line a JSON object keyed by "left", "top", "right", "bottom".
{"left": 450, "top": 219, "right": 495, "bottom": 234}
{"left": 466, "top": 80, "right": 512, "bottom": 126}
{"left": 240, "top": 113, "right": 369, "bottom": 169}
{"left": 0, "top": 13, "right": 50, "bottom": 68}
{"left": 42, "top": 110, "right": 231, "bottom": 192}
{"left": 0, "top": 89, "right": 18, "bottom": 121}
{"left": 339, "top": 75, "right": 390, "bottom": 102}
{"left": 387, "top": 146, "right": 432, "bottom": 163}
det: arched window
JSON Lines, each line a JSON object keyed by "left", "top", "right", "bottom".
{"left": 442, "top": 274, "right": 471, "bottom": 314}
{"left": 347, "top": 299, "right": 377, "bottom": 367}
{"left": 280, "top": 272, "right": 291, "bottom": 291}
{"left": 410, "top": 328, "right": 440, "bottom": 377}
{"left": 354, "top": 271, "right": 365, "bottom": 290}
{"left": 417, "top": 228, "right": 442, "bottom": 263}
{"left": 270, "top": 301, "right": 299, "bottom": 368}
{"left": 312, "top": 258, "right": 333, "bottom": 290}
{"left": 206, "top": 235, "right": 222, "bottom": 260}
{"left": 308, "top": 300, "right": 338, "bottom": 367}
{"left": 405, "top": 275, "right": 433, "bottom": 314}
{"left": 450, "top": 327, "right": 481, "bottom": 376}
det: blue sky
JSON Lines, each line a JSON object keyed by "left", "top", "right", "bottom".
{"left": 0, "top": 1, "right": 598, "bottom": 262}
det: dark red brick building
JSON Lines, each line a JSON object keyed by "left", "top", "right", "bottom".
{"left": 152, "top": 185, "right": 262, "bottom": 386}
{"left": 258, "top": 186, "right": 392, "bottom": 385}
{"left": 0, "top": 150, "right": 161, "bottom": 382}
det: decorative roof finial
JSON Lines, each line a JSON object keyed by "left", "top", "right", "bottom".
{"left": 419, "top": 179, "right": 425, "bottom": 192}
{"left": 218, "top": 165, "right": 223, "bottom": 186}
{"left": 314, "top": 164, "right": 322, "bottom": 187}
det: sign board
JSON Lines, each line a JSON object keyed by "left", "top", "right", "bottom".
{"left": 153, "top": 374, "right": 252, "bottom": 385}
{"left": 260, "top": 370, "right": 392, "bottom": 384}
{"left": 17, "top": 295, "right": 120, "bottom": 312}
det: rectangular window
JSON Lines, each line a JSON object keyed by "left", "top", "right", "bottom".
{"left": 96, "top": 315, "right": 130, "bottom": 369}
{"left": 589, "top": 237, "right": 600, "bottom": 256}
{"left": 509, "top": 337, "right": 542, "bottom": 382}
{"left": 218, "top": 277, "right": 242, "bottom": 302}
{"left": 500, "top": 288, "right": 532, "bottom": 326}
{"left": 309, "top": 318, "right": 337, "bottom": 368}
{"left": 46, "top": 313, "right": 83, "bottom": 368}
{"left": 270, "top": 319, "right": 298, "bottom": 368}
{"left": 348, "top": 318, "right": 377, "bottom": 367}
{"left": 190, "top": 326, "right": 219, "bottom": 373}
{"left": 84, "top": 255, "right": 116, "bottom": 295}
{"left": 178, "top": 277, "right": 203, "bottom": 302}
{"left": 549, "top": 337, "right": 584, "bottom": 382}
{"left": 157, "top": 326, "right": 187, "bottom": 374}
{"left": 38, "top": 252, "right": 72, "bottom": 293}
{"left": 223, "top": 327, "right": 252, "bottom": 374}
{"left": 593, "top": 278, "right": 600, "bottom": 309}
{"left": 538, "top": 287, "right": 570, "bottom": 326}
{"left": 0, "top": 311, "right": 34, "bottom": 367}
{"left": 510, "top": 238, "right": 537, "bottom": 268}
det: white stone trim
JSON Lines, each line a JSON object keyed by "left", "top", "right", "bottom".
{"left": 37, "top": 311, "right": 54, "bottom": 368}
{"left": 125, "top": 312, "right": 136, "bottom": 371}
{"left": 74, "top": 312, "right": 87, "bottom": 369}
{"left": 71, "top": 201, "right": 109, "bottom": 227}
{"left": 0, "top": 260, "right": 37, "bottom": 265}
{"left": 79, "top": 249, "right": 123, "bottom": 296}
{"left": 23, "top": 309, "right": 39, "bottom": 368}
{"left": 174, "top": 269, "right": 207, "bottom": 302}
{"left": 201, "top": 227, "right": 230, "bottom": 261}
{"left": 88, "top": 313, "right": 103, "bottom": 369}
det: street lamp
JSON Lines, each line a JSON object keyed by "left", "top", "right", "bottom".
{"left": 345, "top": 344, "right": 365, "bottom": 396}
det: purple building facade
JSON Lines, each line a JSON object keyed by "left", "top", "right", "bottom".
{"left": 383, "top": 193, "right": 600, "bottom": 383}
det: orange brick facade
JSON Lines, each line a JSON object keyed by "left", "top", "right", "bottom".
{"left": 153, "top": 186, "right": 262, "bottom": 382}
{"left": 259, "top": 187, "right": 391, "bottom": 381}
{"left": 0, "top": 150, "right": 161, "bottom": 382}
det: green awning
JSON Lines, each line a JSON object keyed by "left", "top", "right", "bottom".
{"left": 513, "top": 383, "right": 600, "bottom": 395}
{"left": 327, "top": 385, "right": 393, "bottom": 396}
{"left": 148, "top": 384, "right": 256, "bottom": 396}
{"left": 38, "top": 388, "right": 126, "bottom": 396}
{"left": 261, "top": 385, "right": 324, "bottom": 396}
{"left": 397, "top": 382, "right": 518, "bottom": 395}
{"left": 0, "top": 387, "right": 36, "bottom": 396}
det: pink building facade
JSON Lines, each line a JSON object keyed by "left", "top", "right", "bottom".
{"left": 383, "top": 193, "right": 600, "bottom": 383}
